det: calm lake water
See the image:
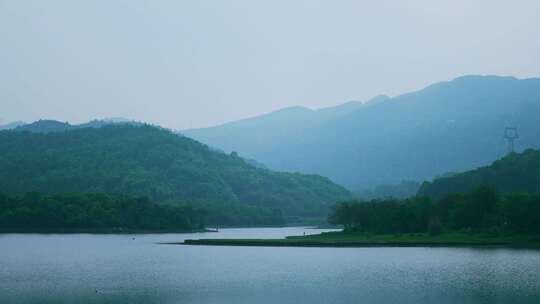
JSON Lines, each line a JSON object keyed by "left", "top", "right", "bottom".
{"left": 1, "top": 227, "right": 540, "bottom": 304}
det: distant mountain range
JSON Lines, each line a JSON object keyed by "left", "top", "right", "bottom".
{"left": 418, "top": 148, "right": 540, "bottom": 199}
{"left": 0, "top": 121, "right": 26, "bottom": 130}
{"left": 0, "top": 124, "right": 353, "bottom": 224}
{"left": 184, "top": 75, "right": 540, "bottom": 191}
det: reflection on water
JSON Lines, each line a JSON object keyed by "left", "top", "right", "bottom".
{"left": 1, "top": 227, "right": 540, "bottom": 304}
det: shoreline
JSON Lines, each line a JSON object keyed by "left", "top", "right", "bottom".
{"left": 0, "top": 225, "right": 323, "bottom": 234}
{"left": 173, "top": 231, "right": 540, "bottom": 248}
{"left": 174, "top": 239, "right": 540, "bottom": 248}
{"left": 174, "top": 239, "right": 525, "bottom": 248}
{"left": 0, "top": 228, "right": 216, "bottom": 234}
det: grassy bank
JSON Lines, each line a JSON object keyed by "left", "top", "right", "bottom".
{"left": 178, "top": 231, "right": 540, "bottom": 248}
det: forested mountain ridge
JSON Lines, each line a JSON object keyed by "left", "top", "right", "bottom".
{"left": 13, "top": 118, "right": 136, "bottom": 133}
{"left": 184, "top": 75, "right": 540, "bottom": 191}
{"left": 418, "top": 148, "right": 540, "bottom": 199}
{"left": 0, "top": 124, "right": 353, "bottom": 221}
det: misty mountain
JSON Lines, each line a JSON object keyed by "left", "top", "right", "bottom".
{"left": 0, "top": 121, "right": 26, "bottom": 130}
{"left": 358, "top": 180, "right": 421, "bottom": 200}
{"left": 184, "top": 75, "right": 540, "bottom": 190}
{"left": 418, "top": 148, "right": 540, "bottom": 199}
{"left": 183, "top": 96, "right": 387, "bottom": 168}
{"left": 0, "top": 124, "right": 353, "bottom": 220}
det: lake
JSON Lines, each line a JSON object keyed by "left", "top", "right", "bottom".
{"left": 1, "top": 227, "right": 540, "bottom": 304}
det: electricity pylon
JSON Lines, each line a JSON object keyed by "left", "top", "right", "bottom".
{"left": 503, "top": 127, "right": 519, "bottom": 154}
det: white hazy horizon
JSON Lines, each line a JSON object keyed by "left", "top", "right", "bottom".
{"left": 1, "top": 0, "right": 539, "bottom": 129}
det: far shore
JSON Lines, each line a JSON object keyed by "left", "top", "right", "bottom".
{"left": 0, "top": 225, "right": 328, "bottom": 234}
{"left": 0, "top": 225, "right": 324, "bottom": 234}
{"left": 172, "top": 231, "right": 540, "bottom": 248}
{"left": 0, "top": 228, "right": 216, "bottom": 234}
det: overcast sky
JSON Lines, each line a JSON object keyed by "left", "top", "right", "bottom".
{"left": 1, "top": 0, "right": 539, "bottom": 129}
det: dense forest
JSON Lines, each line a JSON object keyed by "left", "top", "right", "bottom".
{"left": 330, "top": 150, "right": 540, "bottom": 236}
{"left": 329, "top": 187, "right": 540, "bottom": 235}
{"left": 418, "top": 149, "right": 540, "bottom": 199}
{"left": 0, "top": 124, "right": 352, "bottom": 226}
{"left": 0, "top": 192, "right": 206, "bottom": 232}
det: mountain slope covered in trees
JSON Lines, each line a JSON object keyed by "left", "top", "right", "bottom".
{"left": 0, "top": 124, "right": 353, "bottom": 223}
{"left": 418, "top": 149, "right": 540, "bottom": 199}
{"left": 184, "top": 76, "right": 540, "bottom": 191}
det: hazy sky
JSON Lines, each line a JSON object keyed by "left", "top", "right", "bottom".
{"left": 1, "top": 0, "right": 539, "bottom": 129}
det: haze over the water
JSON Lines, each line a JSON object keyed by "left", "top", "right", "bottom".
{"left": 1, "top": 0, "right": 539, "bottom": 129}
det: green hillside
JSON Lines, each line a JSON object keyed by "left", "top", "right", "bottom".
{"left": 0, "top": 124, "right": 352, "bottom": 225}
{"left": 418, "top": 149, "right": 540, "bottom": 199}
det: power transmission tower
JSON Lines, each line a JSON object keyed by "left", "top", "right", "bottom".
{"left": 503, "top": 127, "right": 519, "bottom": 154}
